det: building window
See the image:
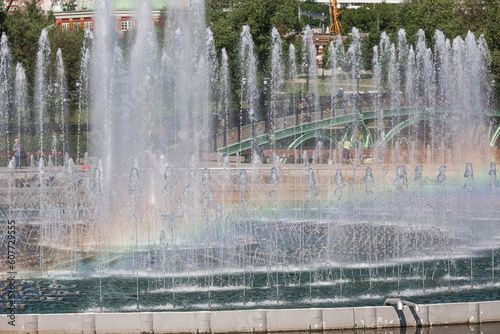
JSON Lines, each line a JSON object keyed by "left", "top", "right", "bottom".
{"left": 73, "top": 20, "right": 82, "bottom": 30}
{"left": 84, "top": 20, "right": 93, "bottom": 30}
{"left": 62, "top": 22, "right": 70, "bottom": 30}
{"left": 121, "top": 20, "right": 134, "bottom": 32}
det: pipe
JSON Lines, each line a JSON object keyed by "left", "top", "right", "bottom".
{"left": 384, "top": 298, "right": 403, "bottom": 311}
{"left": 384, "top": 298, "right": 420, "bottom": 313}
{"left": 402, "top": 300, "right": 420, "bottom": 312}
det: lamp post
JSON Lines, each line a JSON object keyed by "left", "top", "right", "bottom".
{"left": 303, "top": 63, "right": 310, "bottom": 122}
{"left": 210, "top": 75, "right": 217, "bottom": 152}
{"left": 250, "top": 103, "right": 257, "bottom": 147}
{"left": 223, "top": 109, "right": 227, "bottom": 149}
{"left": 55, "top": 80, "right": 80, "bottom": 161}
{"left": 263, "top": 76, "right": 270, "bottom": 134}
{"left": 239, "top": 77, "right": 246, "bottom": 143}
{"left": 356, "top": 72, "right": 361, "bottom": 114}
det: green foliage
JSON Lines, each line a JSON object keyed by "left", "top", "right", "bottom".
{"left": 0, "top": 1, "right": 6, "bottom": 30}
{"left": 341, "top": 6, "right": 372, "bottom": 33}
{"left": 474, "top": 1, "right": 500, "bottom": 103}
{"left": 48, "top": 28, "right": 85, "bottom": 91}
{"left": 395, "top": 0, "right": 466, "bottom": 46}
{"left": 299, "top": 0, "right": 329, "bottom": 29}
{"left": 327, "top": 0, "right": 499, "bottom": 97}
{"left": 321, "top": 42, "right": 329, "bottom": 70}
{"left": 479, "top": 2, "right": 500, "bottom": 49}
{"left": 2, "top": 4, "right": 54, "bottom": 84}
{"left": 455, "top": 0, "right": 488, "bottom": 33}
{"left": 207, "top": 0, "right": 301, "bottom": 115}
{"left": 362, "top": 25, "right": 381, "bottom": 71}
{"left": 208, "top": 0, "right": 301, "bottom": 72}
{"left": 491, "top": 49, "right": 500, "bottom": 104}
{"left": 339, "top": 3, "right": 397, "bottom": 71}
{"left": 1, "top": 0, "right": 500, "bottom": 112}
{"left": 393, "top": 0, "right": 499, "bottom": 101}
{"left": 1, "top": 4, "right": 85, "bottom": 158}
{"left": 341, "top": 3, "right": 398, "bottom": 35}
{"left": 2, "top": 4, "right": 84, "bottom": 90}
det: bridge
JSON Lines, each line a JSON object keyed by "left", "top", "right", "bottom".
{"left": 215, "top": 107, "right": 500, "bottom": 157}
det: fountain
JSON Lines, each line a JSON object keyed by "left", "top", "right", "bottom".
{"left": 0, "top": 0, "right": 499, "bottom": 330}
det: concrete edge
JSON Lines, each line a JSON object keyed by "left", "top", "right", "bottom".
{"left": 1, "top": 300, "right": 499, "bottom": 333}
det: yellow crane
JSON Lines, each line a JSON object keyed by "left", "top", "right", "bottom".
{"left": 329, "top": 0, "right": 344, "bottom": 36}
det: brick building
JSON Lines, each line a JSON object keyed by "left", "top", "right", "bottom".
{"left": 2, "top": 0, "right": 35, "bottom": 12}
{"left": 52, "top": 0, "right": 176, "bottom": 32}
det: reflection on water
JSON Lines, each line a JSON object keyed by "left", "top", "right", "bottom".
{"left": 321, "top": 322, "right": 500, "bottom": 333}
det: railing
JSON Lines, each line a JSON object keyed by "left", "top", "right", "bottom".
{"left": 0, "top": 151, "right": 63, "bottom": 167}
{"left": 216, "top": 106, "right": 500, "bottom": 156}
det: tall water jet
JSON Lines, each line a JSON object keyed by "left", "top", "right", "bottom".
{"left": 1, "top": 33, "right": 12, "bottom": 152}
{"left": 270, "top": 27, "right": 284, "bottom": 141}
{"left": 448, "top": 32, "right": 491, "bottom": 163}
{"left": 328, "top": 34, "right": 344, "bottom": 117}
{"left": 14, "top": 63, "right": 27, "bottom": 141}
{"left": 163, "top": 1, "right": 210, "bottom": 170}
{"left": 345, "top": 27, "right": 362, "bottom": 114}
{"left": 239, "top": 25, "right": 259, "bottom": 163}
{"left": 405, "top": 45, "right": 417, "bottom": 109}
{"left": 54, "top": 48, "right": 67, "bottom": 157}
{"left": 375, "top": 32, "right": 401, "bottom": 162}
{"left": 403, "top": 39, "right": 419, "bottom": 164}
{"left": 301, "top": 26, "right": 320, "bottom": 119}
{"left": 397, "top": 29, "right": 409, "bottom": 98}
{"left": 434, "top": 30, "right": 452, "bottom": 109}
{"left": 288, "top": 43, "right": 298, "bottom": 127}
{"left": 35, "top": 29, "right": 51, "bottom": 155}
{"left": 126, "top": 0, "right": 160, "bottom": 167}
{"left": 77, "top": 29, "right": 93, "bottom": 159}
{"left": 206, "top": 27, "right": 218, "bottom": 152}
{"left": 376, "top": 32, "right": 393, "bottom": 109}
{"left": 90, "top": 0, "right": 119, "bottom": 226}
{"left": 219, "top": 48, "right": 231, "bottom": 149}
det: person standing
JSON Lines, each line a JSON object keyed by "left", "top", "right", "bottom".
{"left": 248, "top": 104, "right": 255, "bottom": 123}
{"left": 12, "top": 138, "right": 22, "bottom": 169}
{"left": 354, "top": 130, "right": 363, "bottom": 163}
{"left": 301, "top": 98, "right": 310, "bottom": 122}
{"left": 341, "top": 139, "right": 351, "bottom": 163}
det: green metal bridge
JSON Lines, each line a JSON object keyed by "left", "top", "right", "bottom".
{"left": 217, "top": 107, "right": 500, "bottom": 156}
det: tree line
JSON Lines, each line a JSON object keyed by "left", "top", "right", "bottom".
{"left": 208, "top": 0, "right": 500, "bottom": 106}
{"left": 1, "top": 0, "right": 499, "bottom": 105}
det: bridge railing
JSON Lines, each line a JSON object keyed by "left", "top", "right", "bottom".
{"left": 213, "top": 91, "right": 419, "bottom": 139}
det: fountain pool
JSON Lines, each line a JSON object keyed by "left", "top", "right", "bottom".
{"left": 0, "top": 0, "right": 499, "bottom": 324}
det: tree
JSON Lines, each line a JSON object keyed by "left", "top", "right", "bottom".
{"left": 476, "top": 1, "right": 500, "bottom": 105}
{"left": 299, "top": 0, "right": 330, "bottom": 30}
{"left": 340, "top": 5, "right": 373, "bottom": 33}
{"left": 48, "top": 27, "right": 85, "bottom": 91}
{"left": 340, "top": 3, "right": 397, "bottom": 35}
{"left": 0, "top": 1, "right": 6, "bottom": 31}
{"left": 2, "top": 4, "right": 54, "bottom": 85}
{"left": 395, "top": 0, "right": 466, "bottom": 46}
{"left": 396, "top": 0, "right": 497, "bottom": 103}
{"left": 207, "top": 0, "right": 302, "bottom": 120}
{"left": 207, "top": 0, "right": 301, "bottom": 74}
{"left": 2, "top": 4, "right": 84, "bottom": 90}
{"left": 362, "top": 25, "right": 381, "bottom": 70}
{"left": 2, "top": 4, "right": 86, "bottom": 157}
